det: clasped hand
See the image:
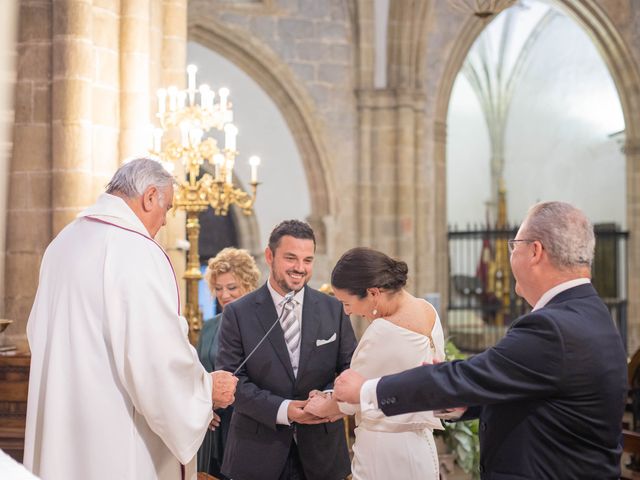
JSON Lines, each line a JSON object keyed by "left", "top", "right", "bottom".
{"left": 288, "top": 390, "right": 345, "bottom": 424}
{"left": 211, "top": 370, "right": 238, "bottom": 409}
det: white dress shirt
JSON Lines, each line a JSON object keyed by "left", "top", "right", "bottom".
{"left": 359, "top": 278, "right": 592, "bottom": 413}
{"left": 532, "top": 277, "right": 590, "bottom": 311}
{"left": 267, "top": 279, "right": 305, "bottom": 426}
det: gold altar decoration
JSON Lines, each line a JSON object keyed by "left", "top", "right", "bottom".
{"left": 486, "top": 179, "right": 511, "bottom": 326}
{"left": 150, "top": 65, "right": 261, "bottom": 344}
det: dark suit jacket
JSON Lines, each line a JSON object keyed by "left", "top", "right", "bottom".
{"left": 377, "top": 283, "right": 627, "bottom": 480}
{"left": 217, "top": 283, "right": 356, "bottom": 480}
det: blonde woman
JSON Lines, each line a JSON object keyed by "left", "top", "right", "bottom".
{"left": 196, "top": 247, "right": 260, "bottom": 479}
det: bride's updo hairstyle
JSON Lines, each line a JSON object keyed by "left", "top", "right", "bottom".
{"left": 331, "top": 247, "right": 408, "bottom": 299}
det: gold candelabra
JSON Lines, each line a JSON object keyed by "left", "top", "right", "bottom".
{"left": 150, "top": 65, "right": 261, "bottom": 344}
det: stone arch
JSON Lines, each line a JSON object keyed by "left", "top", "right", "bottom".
{"left": 429, "top": 0, "right": 640, "bottom": 349}
{"left": 188, "top": 18, "right": 336, "bottom": 252}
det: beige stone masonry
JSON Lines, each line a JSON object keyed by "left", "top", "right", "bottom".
{"left": 5, "top": 0, "right": 190, "bottom": 334}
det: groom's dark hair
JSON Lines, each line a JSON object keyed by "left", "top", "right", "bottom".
{"left": 268, "top": 219, "right": 316, "bottom": 253}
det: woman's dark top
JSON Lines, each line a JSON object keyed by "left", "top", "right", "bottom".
{"left": 196, "top": 313, "right": 232, "bottom": 478}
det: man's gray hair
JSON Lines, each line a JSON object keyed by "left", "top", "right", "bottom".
{"left": 523, "top": 201, "right": 595, "bottom": 270}
{"left": 106, "top": 158, "right": 174, "bottom": 200}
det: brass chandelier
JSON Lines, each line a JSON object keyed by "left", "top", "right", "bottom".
{"left": 150, "top": 65, "right": 261, "bottom": 344}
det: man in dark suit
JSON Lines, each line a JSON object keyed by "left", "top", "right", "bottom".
{"left": 217, "top": 220, "right": 356, "bottom": 480}
{"left": 335, "top": 201, "right": 627, "bottom": 480}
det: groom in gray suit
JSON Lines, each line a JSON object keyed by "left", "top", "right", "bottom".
{"left": 217, "top": 220, "right": 356, "bottom": 480}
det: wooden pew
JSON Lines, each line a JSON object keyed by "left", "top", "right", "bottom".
{"left": 0, "top": 352, "right": 30, "bottom": 462}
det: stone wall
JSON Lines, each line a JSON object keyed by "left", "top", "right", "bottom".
{"left": 4, "top": 0, "right": 189, "bottom": 335}
{"left": 0, "top": 1, "right": 18, "bottom": 319}
{"left": 188, "top": 0, "right": 359, "bottom": 284}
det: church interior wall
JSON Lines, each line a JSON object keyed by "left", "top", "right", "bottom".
{"left": 0, "top": 0, "right": 19, "bottom": 319}
{"left": 187, "top": 41, "right": 312, "bottom": 255}
{"left": 188, "top": 0, "right": 359, "bottom": 285}
{"left": 446, "top": 2, "right": 626, "bottom": 229}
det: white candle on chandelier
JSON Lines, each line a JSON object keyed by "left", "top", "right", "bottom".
{"left": 213, "top": 153, "right": 224, "bottom": 181}
{"left": 153, "top": 128, "right": 163, "bottom": 153}
{"left": 224, "top": 123, "right": 237, "bottom": 151}
{"left": 147, "top": 125, "right": 155, "bottom": 152}
{"left": 189, "top": 127, "right": 203, "bottom": 147}
{"left": 219, "top": 87, "right": 230, "bottom": 113}
{"left": 187, "top": 64, "right": 197, "bottom": 105}
{"left": 179, "top": 122, "right": 190, "bottom": 148}
{"left": 249, "top": 156, "right": 260, "bottom": 183}
{"left": 207, "top": 89, "right": 216, "bottom": 111}
{"left": 225, "top": 158, "right": 234, "bottom": 185}
{"left": 157, "top": 89, "right": 166, "bottom": 115}
{"left": 199, "top": 84, "right": 211, "bottom": 110}
{"left": 178, "top": 91, "right": 187, "bottom": 109}
{"left": 167, "top": 86, "right": 178, "bottom": 112}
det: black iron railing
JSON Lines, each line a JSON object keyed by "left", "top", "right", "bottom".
{"left": 447, "top": 225, "right": 628, "bottom": 352}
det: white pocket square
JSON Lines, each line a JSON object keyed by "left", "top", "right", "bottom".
{"left": 316, "top": 333, "right": 337, "bottom": 346}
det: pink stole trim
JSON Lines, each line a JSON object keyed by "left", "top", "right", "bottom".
{"left": 85, "top": 216, "right": 186, "bottom": 479}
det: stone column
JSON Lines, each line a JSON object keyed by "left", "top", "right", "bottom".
{"left": 156, "top": 0, "right": 187, "bottom": 305}
{"left": 92, "top": 0, "right": 120, "bottom": 194}
{"left": 395, "top": 89, "right": 420, "bottom": 287}
{"left": 428, "top": 120, "right": 449, "bottom": 312}
{"left": 370, "top": 91, "right": 397, "bottom": 256}
{"left": 51, "top": 0, "right": 95, "bottom": 234}
{"left": 356, "top": 89, "right": 374, "bottom": 246}
{"left": 5, "top": 1, "right": 53, "bottom": 333}
{"left": 119, "top": 0, "right": 150, "bottom": 159}
{"left": 626, "top": 138, "right": 640, "bottom": 353}
{"left": 0, "top": 0, "right": 19, "bottom": 317}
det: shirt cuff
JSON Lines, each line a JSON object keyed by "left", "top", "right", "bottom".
{"left": 360, "top": 378, "right": 381, "bottom": 412}
{"left": 277, "top": 399, "right": 291, "bottom": 425}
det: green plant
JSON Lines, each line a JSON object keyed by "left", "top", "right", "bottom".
{"left": 436, "top": 340, "right": 481, "bottom": 479}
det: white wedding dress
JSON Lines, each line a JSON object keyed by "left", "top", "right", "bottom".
{"left": 339, "top": 302, "right": 445, "bottom": 480}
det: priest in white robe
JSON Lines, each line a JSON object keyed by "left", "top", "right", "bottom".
{"left": 24, "top": 158, "right": 238, "bottom": 480}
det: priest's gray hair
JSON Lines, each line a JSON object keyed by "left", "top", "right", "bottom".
{"left": 522, "top": 201, "right": 595, "bottom": 270}
{"left": 106, "top": 158, "right": 174, "bottom": 203}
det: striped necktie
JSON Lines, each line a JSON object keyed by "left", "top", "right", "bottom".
{"left": 280, "top": 300, "right": 301, "bottom": 375}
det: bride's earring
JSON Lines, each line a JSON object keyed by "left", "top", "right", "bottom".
{"left": 372, "top": 307, "right": 378, "bottom": 316}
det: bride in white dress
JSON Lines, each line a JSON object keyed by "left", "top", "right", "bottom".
{"left": 305, "top": 247, "right": 445, "bottom": 480}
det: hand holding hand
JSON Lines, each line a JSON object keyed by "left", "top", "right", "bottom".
{"left": 211, "top": 370, "right": 238, "bottom": 408}
{"left": 308, "top": 389, "right": 325, "bottom": 399}
{"left": 334, "top": 369, "right": 365, "bottom": 404}
{"left": 434, "top": 407, "right": 467, "bottom": 420}
{"left": 304, "top": 392, "right": 342, "bottom": 419}
{"left": 287, "top": 399, "right": 327, "bottom": 425}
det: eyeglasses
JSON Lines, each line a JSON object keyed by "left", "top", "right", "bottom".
{"left": 507, "top": 239, "right": 536, "bottom": 254}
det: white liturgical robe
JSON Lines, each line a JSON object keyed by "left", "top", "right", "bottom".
{"left": 24, "top": 193, "right": 214, "bottom": 480}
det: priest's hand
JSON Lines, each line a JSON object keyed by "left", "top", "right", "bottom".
{"left": 334, "top": 369, "right": 365, "bottom": 404}
{"left": 211, "top": 370, "right": 238, "bottom": 408}
{"left": 208, "top": 411, "right": 221, "bottom": 431}
{"left": 287, "top": 400, "right": 328, "bottom": 425}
